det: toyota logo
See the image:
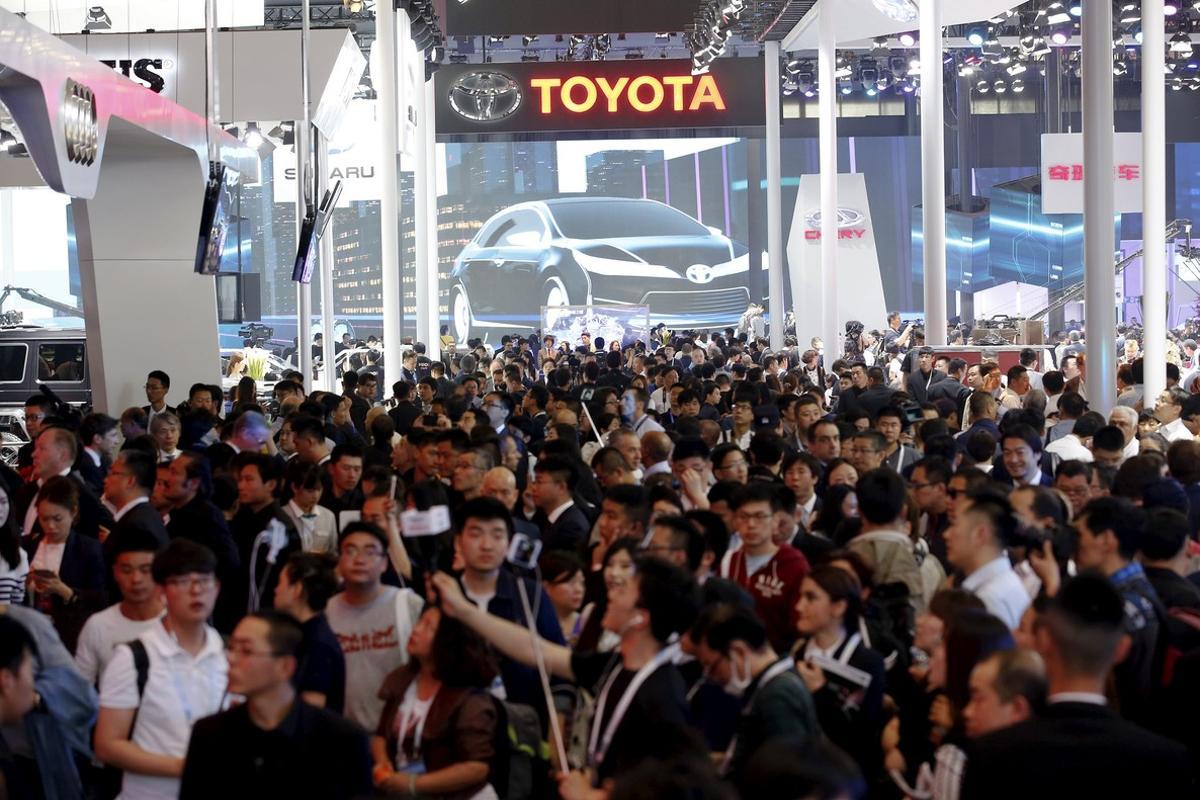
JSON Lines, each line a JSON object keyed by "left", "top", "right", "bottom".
{"left": 804, "top": 207, "right": 866, "bottom": 230}
{"left": 448, "top": 72, "right": 523, "bottom": 123}
{"left": 686, "top": 264, "right": 714, "bottom": 284}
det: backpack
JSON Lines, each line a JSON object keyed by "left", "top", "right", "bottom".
{"left": 490, "top": 698, "right": 548, "bottom": 800}
{"left": 91, "top": 641, "right": 150, "bottom": 800}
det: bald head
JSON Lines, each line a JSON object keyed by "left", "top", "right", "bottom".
{"left": 480, "top": 466, "right": 519, "bottom": 510}
{"left": 641, "top": 431, "right": 673, "bottom": 467}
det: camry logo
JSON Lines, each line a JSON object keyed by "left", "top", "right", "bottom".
{"left": 686, "top": 264, "right": 714, "bottom": 284}
{"left": 804, "top": 207, "right": 866, "bottom": 230}
{"left": 448, "top": 72, "right": 523, "bottom": 122}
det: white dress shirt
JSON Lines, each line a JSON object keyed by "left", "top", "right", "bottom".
{"left": 962, "top": 555, "right": 1030, "bottom": 630}
{"left": 1160, "top": 417, "right": 1195, "bottom": 443}
{"left": 1045, "top": 433, "right": 1093, "bottom": 463}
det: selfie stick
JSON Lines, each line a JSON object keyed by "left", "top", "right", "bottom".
{"left": 578, "top": 397, "right": 604, "bottom": 445}
{"left": 514, "top": 577, "right": 570, "bottom": 770}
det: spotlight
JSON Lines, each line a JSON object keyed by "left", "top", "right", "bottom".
{"left": 1049, "top": 28, "right": 1071, "bottom": 46}
{"left": 1007, "top": 61, "right": 1027, "bottom": 76}
{"left": 520, "top": 51, "right": 540, "bottom": 62}
{"left": 1171, "top": 31, "right": 1194, "bottom": 54}
{"left": 965, "top": 24, "right": 987, "bottom": 47}
{"left": 624, "top": 50, "right": 644, "bottom": 60}
{"left": 1113, "top": 57, "right": 1129, "bottom": 76}
{"left": 1012, "top": 78, "right": 1025, "bottom": 92}
{"left": 522, "top": 34, "right": 538, "bottom": 46}
{"left": 1045, "top": 2, "right": 1071, "bottom": 24}
{"left": 1165, "top": 1, "right": 1180, "bottom": 15}
{"left": 655, "top": 32, "right": 672, "bottom": 40}
{"left": 1119, "top": 4, "right": 1140, "bottom": 24}
{"left": 958, "top": 63, "right": 976, "bottom": 77}
{"left": 871, "top": 37, "right": 891, "bottom": 57}
{"left": 976, "top": 79, "right": 990, "bottom": 93}
{"left": 1032, "top": 36, "right": 1052, "bottom": 57}
{"left": 488, "top": 35, "right": 507, "bottom": 44}
{"left": 1069, "top": 1, "right": 1082, "bottom": 16}
{"left": 0, "top": 129, "right": 16, "bottom": 152}
{"left": 993, "top": 79, "right": 1007, "bottom": 94}
{"left": 839, "top": 76, "right": 854, "bottom": 94}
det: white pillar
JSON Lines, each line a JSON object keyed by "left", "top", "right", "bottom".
{"left": 920, "top": 0, "right": 947, "bottom": 346}
{"left": 1083, "top": 0, "right": 1117, "bottom": 413}
{"left": 1143, "top": 0, "right": 1166, "bottom": 409}
{"left": 764, "top": 41, "right": 785, "bottom": 351}
{"left": 817, "top": 10, "right": 839, "bottom": 358}
{"left": 317, "top": 132, "right": 337, "bottom": 392}
{"left": 376, "top": 0, "right": 403, "bottom": 381}
{"left": 414, "top": 74, "right": 432, "bottom": 356}
{"left": 295, "top": 121, "right": 313, "bottom": 390}
{"left": 424, "top": 77, "right": 441, "bottom": 360}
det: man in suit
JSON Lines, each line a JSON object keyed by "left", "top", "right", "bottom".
{"left": 857, "top": 366, "right": 897, "bottom": 420}
{"left": 76, "top": 412, "right": 120, "bottom": 496}
{"left": 928, "top": 357, "right": 972, "bottom": 425}
{"left": 387, "top": 381, "right": 423, "bottom": 436}
{"left": 102, "top": 449, "right": 169, "bottom": 561}
{"left": 16, "top": 394, "right": 56, "bottom": 475}
{"left": 962, "top": 573, "right": 1191, "bottom": 798}
{"left": 141, "top": 369, "right": 175, "bottom": 427}
{"left": 18, "top": 426, "right": 113, "bottom": 542}
{"left": 529, "top": 455, "right": 590, "bottom": 552}
{"left": 206, "top": 410, "right": 275, "bottom": 475}
{"left": 907, "top": 347, "right": 947, "bottom": 404}
{"left": 161, "top": 451, "right": 243, "bottom": 633}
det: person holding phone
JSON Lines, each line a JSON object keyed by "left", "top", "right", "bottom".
{"left": 23, "top": 475, "right": 107, "bottom": 651}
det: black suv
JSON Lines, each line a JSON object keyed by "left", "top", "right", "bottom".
{"left": 0, "top": 326, "right": 91, "bottom": 463}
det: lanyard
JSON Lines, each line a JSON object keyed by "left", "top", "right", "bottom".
{"left": 587, "top": 644, "right": 677, "bottom": 768}
{"left": 396, "top": 685, "right": 438, "bottom": 765}
{"left": 719, "top": 658, "right": 797, "bottom": 774}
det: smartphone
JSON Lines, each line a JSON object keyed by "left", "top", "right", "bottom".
{"left": 507, "top": 533, "right": 542, "bottom": 571}
{"left": 32, "top": 569, "right": 56, "bottom": 579}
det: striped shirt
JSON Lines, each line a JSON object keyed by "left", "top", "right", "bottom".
{"left": 0, "top": 548, "right": 29, "bottom": 605}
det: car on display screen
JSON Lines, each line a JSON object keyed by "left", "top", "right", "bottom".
{"left": 447, "top": 197, "right": 762, "bottom": 344}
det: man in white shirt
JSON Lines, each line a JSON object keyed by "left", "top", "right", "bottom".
{"left": 95, "top": 539, "right": 227, "bottom": 799}
{"left": 281, "top": 460, "right": 338, "bottom": 555}
{"left": 1108, "top": 406, "right": 1140, "bottom": 460}
{"left": 625, "top": 388, "right": 664, "bottom": 437}
{"left": 1044, "top": 413, "right": 1102, "bottom": 464}
{"left": 1153, "top": 386, "right": 1195, "bottom": 443}
{"left": 75, "top": 528, "right": 165, "bottom": 685}
{"left": 944, "top": 490, "right": 1030, "bottom": 629}
{"left": 648, "top": 365, "right": 680, "bottom": 413}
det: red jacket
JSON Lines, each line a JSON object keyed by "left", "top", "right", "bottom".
{"left": 724, "top": 543, "right": 810, "bottom": 652}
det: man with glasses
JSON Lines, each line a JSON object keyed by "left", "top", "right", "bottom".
{"left": 95, "top": 540, "right": 226, "bottom": 800}
{"left": 910, "top": 456, "right": 952, "bottom": 564}
{"left": 141, "top": 370, "right": 174, "bottom": 428}
{"left": 720, "top": 483, "right": 809, "bottom": 653}
{"left": 16, "top": 394, "right": 55, "bottom": 473}
{"left": 325, "top": 521, "right": 423, "bottom": 731}
{"left": 103, "top": 449, "right": 169, "bottom": 561}
{"left": 179, "top": 611, "right": 371, "bottom": 800}
{"left": 846, "top": 430, "right": 887, "bottom": 476}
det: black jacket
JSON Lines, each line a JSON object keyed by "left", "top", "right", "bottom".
{"left": 180, "top": 699, "right": 372, "bottom": 800}
{"left": 103, "top": 501, "right": 169, "bottom": 560}
{"left": 906, "top": 368, "right": 947, "bottom": 404}
{"left": 856, "top": 385, "right": 896, "bottom": 419}
{"left": 229, "top": 503, "right": 301, "bottom": 615}
{"left": 22, "top": 530, "right": 107, "bottom": 650}
{"left": 536, "top": 503, "right": 590, "bottom": 552}
{"left": 74, "top": 452, "right": 108, "bottom": 497}
{"left": 387, "top": 401, "right": 423, "bottom": 436}
{"left": 962, "top": 701, "right": 1192, "bottom": 799}
{"left": 167, "top": 494, "right": 243, "bottom": 633}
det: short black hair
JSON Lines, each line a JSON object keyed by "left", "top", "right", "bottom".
{"left": 857, "top": 468, "right": 906, "bottom": 525}
{"left": 533, "top": 455, "right": 578, "bottom": 491}
{"left": 248, "top": 609, "right": 305, "bottom": 659}
{"left": 330, "top": 442, "right": 364, "bottom": 465}
{"left": 455, "top": 496, "right": 514, "bottom": 539}
{"left": 1078, "top": 495, "right": 1146, "bottom": 560}
{"left": 0, "top": 615, "right": 36, "bottom": 676}
{"left": 147, "top": 370, "right": 171, "bottom": 389}
{"left": 118, "top": 449, "right": 158, "bottom": 494}
{"left": 110, "top": 527, "right": 166, "bottom": 559}
{"left": 79, "top": 412, "right": 118, "bottom": 446}
{"left": 1139, "top": 507, "right": 1190, "bottom": 561}
{"left": 731, "top": 481, "right": 784, "bottom": 512}
{"left": 152, "top": 538, "right": 218, "bottom": 584}
{"left": 232, "top": 451, "right": 282, "bottom": 485}
{"left": 1092, "top": 425, "right": 1126, "bottom": 453}
{"left": 634, "top": 557, "right": 700, "bottom": 644}
{"left": 1001, "top": 423, "right": 1043, "bottom": 454}
{"left": 651, "top": 515, "right": 706, "bottom": 572}
{"left": 339, "top": 520, "right": 389, "bottom": 551}
{"left": 692, "top": 602, "right": 768, "bottom": 653}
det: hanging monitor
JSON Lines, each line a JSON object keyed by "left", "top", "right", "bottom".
{"left": 291, "top": 180, "right": 343, "bottom": 284}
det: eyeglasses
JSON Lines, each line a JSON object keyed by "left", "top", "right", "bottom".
{"left": 340, "top": 545, "right": 384, "bottom": 559}
{"left": 164, "top": 575, "right": 216, "bottom": 590}
{"left": 736, "top": 511, "right": 773, "bottom": 522}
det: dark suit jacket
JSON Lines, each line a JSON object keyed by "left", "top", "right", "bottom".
{"left": 857, "top": 385, "right": 896, "bottom": 419}
{"left": 74, "top": 452, "right": 109, "bottom": 497}
{"left": 167, "top": 494, "right": 243, "bottom": 633}
{"left": 23, "top": 530, "right": 107, "bottom": 651}
{"left": 962, "top": 701, "right": 1192, "bottom": 799}
{"left": 928, "top": 377, "right": 971, "bottom": 421}
{"left": 538, "top": 503, "right": 591, "bottom": 552}
{"left": 388, "top": 401, "right": 422, "bottom": 436}
{"left": 104, "top": 501, "right": 169, "bottom": 562}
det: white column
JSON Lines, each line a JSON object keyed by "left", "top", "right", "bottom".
{"left": 920, "top": 0, "right": 947, "bottom": 346}
{"left": 295, "top": 121, "right": 313, "bottom": 390}
{"left": 376, "top": 0, "right": 403, "bottom": 379}
{"left": 1083, "top": 0, "right": 1117, "bottom": 413}
{"left": 764, "top": 41, "right": 785, "bottom": 351}
{"left": 317, "top": 133, "right": 337, "bottom": 392}
{"left": 1143, "top": 0, "right": 1166, "bottom": 409}
{"left": 424, "top": 77, "right": 441, "bottom": 360}
{"left": 817, "top": 10, "right": 839, "bottom": 358}
{"left": 414, "top": 73, "right": 432, "bottom": 356}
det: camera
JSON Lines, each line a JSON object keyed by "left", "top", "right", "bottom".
{"left": 507, "top": 533, "right": 542, "bottom": 571}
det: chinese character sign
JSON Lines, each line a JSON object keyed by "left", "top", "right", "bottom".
{"left": 1041, "top": 133, "right": 1143, "bottom": 214}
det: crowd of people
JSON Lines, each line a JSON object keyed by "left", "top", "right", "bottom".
{"left": 1, "top": 317, "right": 1200, "bottom": 800}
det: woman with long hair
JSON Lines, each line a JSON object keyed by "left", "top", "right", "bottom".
{"left": 810, "top": 484, "right": 859, "bottom": 542}
{"left": 373, "top": 605, "right": 501, "bottom": 799}
{"left": 575, "top": 537, "right": 638, "bottom": 654}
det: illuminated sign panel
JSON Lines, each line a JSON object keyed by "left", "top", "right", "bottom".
{"left": 434, "top": 58, "right": 765, "bottom": 135}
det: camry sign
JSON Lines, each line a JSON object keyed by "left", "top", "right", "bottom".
{"left": 435, "top": 57, "right": 764, "bottom": 134}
